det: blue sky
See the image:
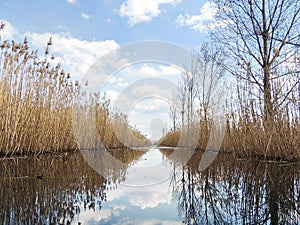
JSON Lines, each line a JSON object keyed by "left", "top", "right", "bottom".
{"left": 73, "top": 148, "right": 180, "bottom": 225}
{"left": 0, "top": 0, "right": 218, "bottom": 139}
{"left": 0, "top": 0, "right": 211, "bottom": 46}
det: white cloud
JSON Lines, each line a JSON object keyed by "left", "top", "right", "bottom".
{"left": 133, "top": 98, "right": 168, "bottom": 113}
{"left": 54, "top": 24, "right": 68, "bottom": 31}
{"left": 119, "top": 64, "right": 182, "bottom": 79}
{"left": 108, "top": 77, "right": 129, "bottom": 88}
{"left": 106, "top": 90, "right": 120, "bottom": 103}
{"left": 0, "top": 20, "right": 120, "bottom": 82}
{"left": 139, "top": 64, "right": 182, "bottom": 77}
{"left": 137, "top": 220, "right": 183, "bottom": 225}
{"left": 123, "top": 167, "right": 172, "bottom": 209}
{"left": 119, "top": 0, "right": 181, "bottom": 26}
{"left": 72, "top": 208, "right": 113, "bottom": 224}
{"left": 113, "top": 204, "right": 126, "bottom": 211}
{"left": 25, "top": 32, "right": 119, "bottom": 80}
{"left": 66, "top": 0, "right": 77, "bottom": 4}
{"left": 0, "top": 19, "right": 18, "bottom": 40}
{"left": 129, "top": 99, "right": 170, "bottom": 140}
{"left": 177, "top": 1, "right": 219, "bottom": 32}
{"left": 100, "top": 63, "right": 180, "bottom": 138}
{"left": 81, "top": 12, "right": 90, "bottom": 19}
{"left": 129, "top": 189, "right": 171, "bottom": 209}
{"left": 130, "top": 83, "right": 174, "bottom": 99}
{"left": 106, "top": 152, "right": 173, "bottom": 209}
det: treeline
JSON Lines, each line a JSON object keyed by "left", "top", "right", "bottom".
{"left": 0, "top": 38, "right": 150, "bottom": 156}
{"left": 159, "top": 43, "right": 300, "bottom": 160}
{"left": 159, "top": 0, "right": 300, "bottom": 160}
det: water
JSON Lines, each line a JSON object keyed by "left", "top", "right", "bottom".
{"left": 0, "top": 147, "right": 299, "bottom": 225}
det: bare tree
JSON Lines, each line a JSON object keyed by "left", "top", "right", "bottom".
{"left": 212, "top": 0, "right": 300, "bottom": 126}
{"left": 196, "top": 43, "right": 226, "bottom": 126}
{"left": 177, "top": 80, "right": 187, "bottom": 129}
{"left": 181, "top": 54, "right": 201, "bottom": 127}
{"left": 169, "top": 44, "right": 226, "bottom": 136}
{"left": 169, "top": 97, "right": 179, "bottom": 131}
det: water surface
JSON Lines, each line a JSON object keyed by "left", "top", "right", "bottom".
{"left": 0, "top": 147, "right": 299, "bottom": 224}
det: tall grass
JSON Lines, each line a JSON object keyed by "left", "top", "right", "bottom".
{"left": 159, "top": 82, "right": 300, "bottom": 161}
{"left": 221, "top": 78, "right": 300, "bottom": 160}
{"left": 0, "top": 38, "right": 150, "bottom": 156}
{"left": 159, "top": 113, "right": 300, "bottom": 161}
{"left": 73, "top": 93, "right": 151, "bottom": 150}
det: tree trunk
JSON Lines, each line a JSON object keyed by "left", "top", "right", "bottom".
{"left": 262, "top": 0, "right": 274, "bottom": 127}
{"left": 263, "top": 66, "right": 273, "bottom": 126}
{"left": 173, "top": 115, "right": 176, "bottom": 131}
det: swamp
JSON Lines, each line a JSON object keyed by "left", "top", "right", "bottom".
{"left": 1, "top": 0, "right": 300, "bottom": 224}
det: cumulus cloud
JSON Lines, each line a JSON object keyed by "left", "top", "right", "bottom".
{"left": 108, "top": 76, "right": 129, "bottom": 89}
{"left": 25, "top": 31, "right": 119, "bottom": 80}
{"left": 136, "top": 220, "right": 183, "bottom": 225}
{"left": 81, "top": 12, "right": 90, "bottom": 19}
{"left": 0, "top": 19, "right": 18, "bottom": 40}
{"left": 106, "top": 156, "right": 173, "bottom": 209}
{"left": 133, "top": 98, "right": 169, "bottom": 113}
{"left": 128, "top": 98, "right": 170, "bottom": 140}
{"left": 105, "top": 90, "right": 120, "bottom": 103}
{"left": 139, "top": 64, "right": 182, "bottom": 77}
{"left": 66, "top": 0, "right": 77, "bottom": 4}
{"left": 177, "top": 1, "right": 224, "bottom": 32}
{"left": 0, "top": 20, "right": 120, "bottom": 81}
{"left": 129, "top": 189, "right": 171, "bottom": 209}
{"left": 72, "top": 208, "right": 112, "bottom": 224}
{"left": 119, "top": 0, "right": 181, "bottom": 26}
{"left": 121, "top": 64, "right": 182, "bottom": 79}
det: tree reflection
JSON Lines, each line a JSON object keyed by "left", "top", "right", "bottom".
{"left": 0, "top": 149, "right": 146, "bottom": 225}
{"left": 162, "top": 149, "right": 300, "bottom": 224}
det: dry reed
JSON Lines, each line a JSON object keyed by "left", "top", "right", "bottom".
{"left": 0, "top": 38, "right": 150, "bottom": 156}
{"left": 159, "top": 85, "right": 300, "bottom": 161}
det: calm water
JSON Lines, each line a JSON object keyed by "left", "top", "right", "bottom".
{"left": 0, "top": 147, "right": 299, "bottom": 225}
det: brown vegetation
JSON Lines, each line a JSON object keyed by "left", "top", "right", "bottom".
{"left": 0, "top": 149, "right": 145, "bottom": 224}
{"left": 0, "top": 38, "right": 150, "bottom": 156}
{"left": 159, "top": 42, "right": 300, "bottom": 161}
{"left": 159, "top": 87, "right": 300, "bottom": 160}
{"left": 160, "top": 0, "right": 300, "bottom": 161}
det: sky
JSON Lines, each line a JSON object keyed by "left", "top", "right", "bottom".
{"left": 0, "top": 0, "right": 218, "bottom": 140}
{"left": 73, "top": 148, "right": 181, "bottom": 225}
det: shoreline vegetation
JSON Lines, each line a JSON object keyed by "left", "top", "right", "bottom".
{"left": 1, "top": 13, "right": 300, "bottom": 161}
{"left": 0, "top": 38, "right": 150, "bottom": 157}
{"left": 158, "top": 116, "right": 300, "bottom": 161}
{"left": 158, "top": 43, "right": 300, "bottom": 161}
{"left": 0, "top": 37, "right": 298, "bottom": 161}
{"left": 158, "top": 0, "right": 300, "bottom": 162}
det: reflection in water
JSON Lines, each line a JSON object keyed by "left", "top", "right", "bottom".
{"left": 161, "top": 148, "right": 300, "bottom": 224}
{"left": 0, "top": 148, "right": 299, "bottom": 224}
{"left": 0, "top": 149, "right": 145, "bottom": 225}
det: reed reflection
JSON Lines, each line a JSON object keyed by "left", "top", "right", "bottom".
{"left": 0, "top": 149, "right": 146, "bottom": 225}
{"left": 161, "top": 149, "right": 300, "bottom": 224}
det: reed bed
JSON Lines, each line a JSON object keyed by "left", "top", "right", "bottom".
{"left": 221, "top": 101, "right": 300, "bottom": 160}
{"left": 159, "top": 92, "right": 300, "bottom": 161}
{"left": 0, "top": 38, "right": 150, "bottom": 156}
{"left": 159, "top": 115, "right": 300, "bottom": 161}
